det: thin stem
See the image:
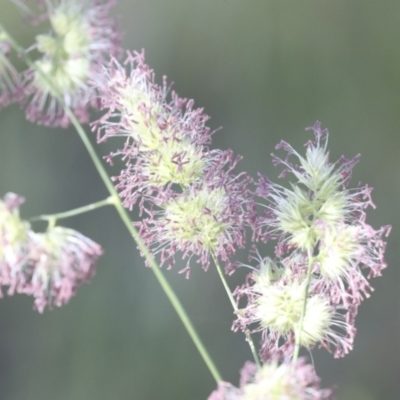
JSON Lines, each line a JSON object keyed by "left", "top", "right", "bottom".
{"left": 113, "top": 201, "right": 222, "bottom": 382}
{"left": 68, "top": 110, "right": 221, "bottom": 382}
{"left": 212, "top": 253, "right": 261, "bottom": 369}
{"left": 213, "top": 256, "right": 236, "bottom": 310}
{"left": 2, "top": 26, "right": 222, "bottom": 383}
{"left": 30, "top": 196, "right": 115, "bottom": 222}
{"left": 292, "top": 246, "right": 314, "bottom": 363}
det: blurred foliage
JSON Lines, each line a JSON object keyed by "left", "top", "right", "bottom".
{"left": 1, "top": 1, "right": 400, "bottom": 399}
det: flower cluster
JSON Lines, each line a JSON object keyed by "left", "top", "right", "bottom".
{"left": 23, "top": 0, "right": 121, "bottom": 127}
{"left": 0, "top": 32, "right": 22, "bottom": 109}
{"left": 208, "top": 358, "right": 333, "bottom": 400}
{"left": 0, "top": 193, "right": 102, "bottom": 312}
{"left": 234, "top": 252, "right": 353, "bottom": 360}
{"left": 234, "top": 122, "right": 390, "bottom": 360}
{"left": 0, "top": 1, "right": 392, "bottom": 397}
{"left": 94, "top": 51, "right": 216, "bottom": 207}
{"left": 94, "top": 51, "right": 254, "bottom": 275}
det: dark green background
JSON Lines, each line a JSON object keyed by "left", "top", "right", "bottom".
{"left": 0, "top": 1, "right": 399, "bottom": 399}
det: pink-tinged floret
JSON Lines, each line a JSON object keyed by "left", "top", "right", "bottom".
{"left": 255, "top": 121, "right": 390, "bottom": 315}
{"left": 208, "top": 359, "right": 333, "bottom": 400}
{"left": 93, "top": 50, "right": 219, "bottom": 210}
{"left": 24, "top": 227, "right": 103, "bottom": 312}
{"left": 0, "top": 192, "right": 103, "bottom": 311}
{"left": 136, "top": 150, "right": 254, "bottom": 277}
{"left": 93, "top": 50, "right": 255, "bottom": 275}
{"left": 0, "top": 193, "right": 30, "bottom": 296}
{"left": 234, "top": 252, "right": 355, "bottom": 360}
{"left": 23, "top": 0, "right": 121, "bottom": 127}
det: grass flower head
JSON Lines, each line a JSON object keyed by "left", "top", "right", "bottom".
{"left": 256, "top": 122, "right": 390, "bottom": 312}
{"left": 24, "top": 0, "right": 121, "bottom": 127}
{"left": 26, "top": 226, "right": 103, "bottom": 312}
{"left": 208, "top": 359, "right": 333, "bottom": 400}
{"left": 0, "top": 193, "right": 30, "bottom": 295}
{"left": 137, "top": 150, "right": 254, "bottom": 276}
{"left": 234, "top": 253, "right": 355, "bottom": 359}
{"left": 94, "top": 50, "right": 219, "bottom": 210}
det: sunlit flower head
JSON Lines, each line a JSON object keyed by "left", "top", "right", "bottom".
{"left": 23, "top": 0, "right": 121, "bottom": 127}
{"left": 24, "top": 226, "right": 103, "bottom": 312}
{"left": 208, "top": 359, "right": 333, "bottom": 400}
{"left": 0, "top": 32, "right": 22, "bottom": 109}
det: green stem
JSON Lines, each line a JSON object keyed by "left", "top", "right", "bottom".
{"left": 30, "top": 196, "right": 115, "bottom": 222}
{"left": 68, "top": 110, "right": 222, "bottom": 383}
{"left": 292, "top": 246, "right": 314, "bottom": 364}
{"left": 212, "top": 253, "right": 261, "bottom": 369}
{"left": 2, "top": 25, "right": 222, "bottom": 383}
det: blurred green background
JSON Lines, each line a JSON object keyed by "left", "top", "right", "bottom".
{"left": 1, "top": 1, "right": 399, "bottom": 399}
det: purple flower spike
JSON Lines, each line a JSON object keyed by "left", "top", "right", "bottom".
{"left": 256, "top": 123, "right": 390, "bottom": 306}
{"left": 93, "top": 50, "right": 220, "bottom": 210}
{"left": 249, "top": 122, "right": 390, "bottom": 358}
{"left": 94, "top": 50, "right": 255, "bottom": 274}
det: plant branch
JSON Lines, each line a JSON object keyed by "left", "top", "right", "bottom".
{"left": 2, "top": 24, "right": 223, "bottom": 383}
{"left": 30, "top": 197, "right": 115, "bottom": 222}
{"left": 212, "top": 253, "right": 261, "bottom": 369}
{"left": 292, "top": 246, "right": 314, "bottom": 364}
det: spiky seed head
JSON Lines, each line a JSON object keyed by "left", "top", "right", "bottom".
{"left": 143, "top": 140, "right": 205, "bottom": 186}
{"left": 317, "top": 224, "right": 361, "bottom": 281}
{"left": 208, "top": 359, "right": 333, "bottom": 400}
{"left": 162, "top": 187, "right": 230, "bottom": 251}
{"left": 24, "top": 0, "right": 121, "bottom": 127}
{"left": 254, "top": 276, "right": 332, "bottom": 347}
{"left": 27, "top": 226, "right": 103, "bottom": 312}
